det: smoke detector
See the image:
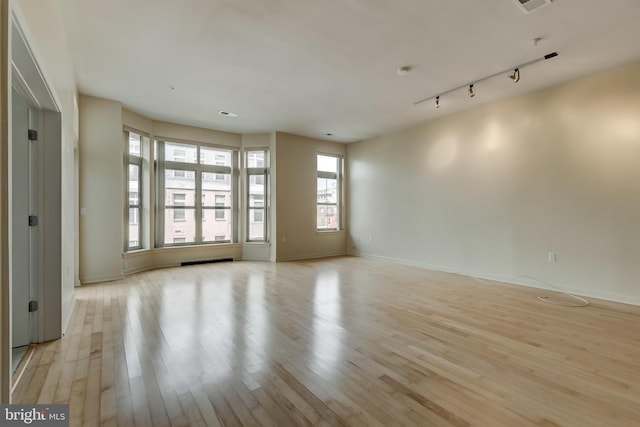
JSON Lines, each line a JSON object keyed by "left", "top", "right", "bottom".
{"left": 512, "top": 0, "right": 552, "bottom": 14}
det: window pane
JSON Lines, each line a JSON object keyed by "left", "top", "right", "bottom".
{"left": 202, "top": 209, "right": 231, "bottom": 242}
{"left": 165, "top": 168, "right": 195, "bottom": 223}
{"left": 164, "top": 208, "right": 196, "bottom": 244}
{"left": 129, "top": 164, "right": 140, "bottom": 182}
{"left": 201, "top": 147, "right": 232, "bottom": 166}
{"left": 202, "top": 172, "right": 231, "bottom": 205}
{"left": 247, "top": 151, "right": 265, "bottom": 168}
{"left": 248, "top": 209, "right": 265, "bottom": 240}
{"left": 249, "top": 174, "right": 264, "bottom": 186}
{"left": 250, "top": 208, "right": 264, "bottom": 224}
{"left": 317, "top": 205, "right": 338, "bottom": 230}
{"left": 165, "top": 142, "right": 197, "bottom": 163}
{"left": 174, "top": 208, "right": 186, "bottom": 221}
{"left": 317, "top": 154, "right": 338, "bottom": 173}
{"left": 249, "top": 194, "right": 264, "bottom": 208}
{"left": 173, "top": 193, "right": 186, "bottom": 205}
{"left": 129, "top": 191, "right": 139, "bottom": 206}
{"left": 128, "top": 133, "right": 141, "bottom": 156}
{"left": 214, "top": 195, "right": 226, "bottom": 220}
{"left": 165, "top": 189, "right": 196, "bottom": 207}
{"left": 129, "top": 208, "right": 139, "bottom": 225}
{"left": 166, "top": 168, "right": 195, "bottom": 184}
{"left": 128, "top": 163, "right": 140, "bottom": 203}
{"left": 128, "top": 207, "right": 140, "bottom": 248}
{"left": 317, "top": 177, "right": 337, "bottom": 204}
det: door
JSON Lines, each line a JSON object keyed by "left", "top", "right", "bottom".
{"left": 11, "top": 88, "right": 35, "bottom": 348}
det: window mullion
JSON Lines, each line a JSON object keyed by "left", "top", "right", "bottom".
{"left": 156, "top": 141, "right": 165, "bottom": 246}
{"left": 195, "top": 165, "right": 203, "bottom": 244}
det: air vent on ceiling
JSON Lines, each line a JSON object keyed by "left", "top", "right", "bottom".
{"left": 512, "top": 0, "right": 552, "bottom": 14}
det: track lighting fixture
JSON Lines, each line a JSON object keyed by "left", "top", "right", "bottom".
{"left": 413, "top": 52, "right": 559, "bottom": 106}
{"left": 509, "top": 68, "right": 520, "bottom": 83}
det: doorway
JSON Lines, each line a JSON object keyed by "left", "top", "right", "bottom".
{"left": 2, "top": 9, "right": 66, "bottom": 403}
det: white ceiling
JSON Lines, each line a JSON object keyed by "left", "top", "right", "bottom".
{"left": 59, "top": 0, "right": 640, "bottom": 142}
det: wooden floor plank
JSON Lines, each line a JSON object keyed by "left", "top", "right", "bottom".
{"left": 10, "top": 256, "right": 640, "bottom": 426}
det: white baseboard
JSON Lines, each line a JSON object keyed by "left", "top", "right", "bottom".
{"left": 80, "top": 274, "right": 124, "bottom": 285}
{"left": 357, "top": 252, "right": 640, "bottom": 307}
{"left": 277, "top": 250, "right": 346, "bottom": 262}
{"left": 242, "top": 255, "right": 272, "bottom": 262}
{"left": 61, "top": 293, "right": 76, "bottom": 335}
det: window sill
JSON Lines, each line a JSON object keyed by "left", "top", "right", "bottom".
{"left": 123, "top": 248, "right": 151, "bottom": 257}
{"left": 156, "top": 242, "right": 241, "bottom": 250}
{"left": 316, "top": 229, "right": 343, "bottom": 234}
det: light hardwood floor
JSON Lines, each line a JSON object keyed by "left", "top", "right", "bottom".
{"left": 11, "top": 256, "right": 640, "bottom": 426}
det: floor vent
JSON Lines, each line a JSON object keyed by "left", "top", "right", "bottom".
{"left": 512, "top": 0, "right": 552, "bottom": 14}
{"left": 181, "top": 258, "right": 233, "bottom": 266}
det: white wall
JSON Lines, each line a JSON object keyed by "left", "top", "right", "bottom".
{"left": 348, "top": 61, "right": 640, "bottom": 305}
{"left": 79, "top": 95, "right": 123, "bottom": 283}
{"left": 276, "top": 132, "right": 347, "bottom": 261}
{"left": 0, "top": 0, "right": 9, "bottom": 404}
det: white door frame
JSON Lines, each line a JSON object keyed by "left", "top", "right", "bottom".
{"left": 1, "top": 3, "right": 63, "bottom": 403}
{"left": 11, "top": 8, "right": 63, "bottom": 341}
{"left": 10, "top": 86, "right": 32, "bottom": 349}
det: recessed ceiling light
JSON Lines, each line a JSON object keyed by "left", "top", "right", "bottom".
{"left": 218, "top": 110, "right": 238, "bottom": 117}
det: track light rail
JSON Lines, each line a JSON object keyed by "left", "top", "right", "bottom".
{"left": 414, "top": 52, "right": 558, "bottom": 106}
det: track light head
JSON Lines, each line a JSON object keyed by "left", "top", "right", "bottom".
{"left": 509, "top": 68, "right": 520, "bottom": 83}
{"left": 435, "top": 96, "right": 440, "bottom": 109}
{"left": 468, "top": 84, "right": 475, "bottom": 98}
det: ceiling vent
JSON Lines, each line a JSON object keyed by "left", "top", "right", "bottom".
{"left": 512, "top": 0, "right": 552, "bottom": 14}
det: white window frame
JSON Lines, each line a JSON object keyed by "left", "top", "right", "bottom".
{"left": 126, "top": 131, "right": 144, "bottom": 251}
{"left": 245, "top": 149, "right": 269, "bottom": 242}
{"left": 155, "top": 139, "right": 238, "bottom": 246}
{"left": 316, "top": 153, "right": 343, "bottom": 231}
